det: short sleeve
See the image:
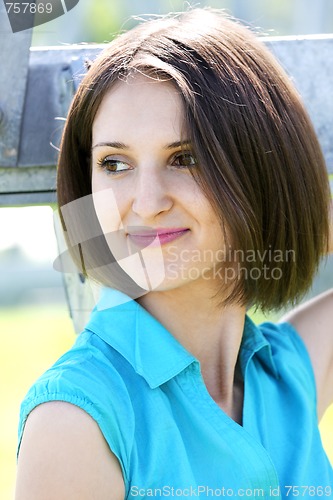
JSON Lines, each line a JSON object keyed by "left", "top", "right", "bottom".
{"left": 17, "top": 331, "right": 134, "bottom": 486}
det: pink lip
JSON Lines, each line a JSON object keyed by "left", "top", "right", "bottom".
{"left": 128, "top": 228, "right": 189, "bottom": 248}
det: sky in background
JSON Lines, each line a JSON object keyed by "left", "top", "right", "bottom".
{"left": 0, "top": 206, "right": 57, "bottom": 263}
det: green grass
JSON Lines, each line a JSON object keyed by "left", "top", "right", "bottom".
{"left": 1, "top": 306, "right": 332, "bottom": 498}
{"left": 0, "top": 306, "right": 75, "bottom": 499}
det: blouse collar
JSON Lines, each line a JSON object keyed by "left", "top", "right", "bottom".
{"left": 85, "top": 287, "right": 278, "bottom": 388}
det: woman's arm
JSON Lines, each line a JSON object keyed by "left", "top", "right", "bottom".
{"left": 280, "top": 288, "right": 333, "bottom": 421}
{"left": 15, "top": 402, "right": 125, "bottom": 500}
{"left": 281, "top": 200, "right": 333, "bottom": 420}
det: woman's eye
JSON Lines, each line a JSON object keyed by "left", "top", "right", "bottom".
{"left": 97, "top": 157, "right": 132, "bottom": 175}
{"left": 171, "top": 152, "right": 197, "bottom": 168}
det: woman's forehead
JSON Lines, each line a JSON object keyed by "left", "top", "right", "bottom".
{"left": 92, "top": 75, "right": 187, "bottom": 146}
{"left": 96, "top": 72, "right": 182, "bottom": 107}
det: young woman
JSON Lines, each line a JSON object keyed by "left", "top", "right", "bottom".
{"left": 15, "top": 8, "right": 332, "bottom": 499}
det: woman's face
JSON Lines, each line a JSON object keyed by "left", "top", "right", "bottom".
{"left": 91, "top": 74, "right": 228, "bottom": 294}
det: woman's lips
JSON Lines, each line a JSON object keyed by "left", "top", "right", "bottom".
{"left": 128, "top": 228, "right": 189, "bottom": 248}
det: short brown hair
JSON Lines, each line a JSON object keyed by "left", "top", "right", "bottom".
{"left": 57, "top": 8, "right": 330, "bottom": 311}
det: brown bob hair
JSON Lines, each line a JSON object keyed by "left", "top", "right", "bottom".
{"left": 57, "top": 8, "right": 330, "bottom": 311}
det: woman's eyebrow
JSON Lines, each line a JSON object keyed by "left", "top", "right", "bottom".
{"left": 91, "top": 140, "right": 192, "bottom": 151}
{"left": 164, "top": 140, "right": 191, "bottom": 150}
{"left": 92, "top": 141, "right": 128, "bottom": 150}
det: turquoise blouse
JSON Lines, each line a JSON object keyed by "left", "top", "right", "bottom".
{"left": 18, "top": 288, "right": 332, "bottom": 499}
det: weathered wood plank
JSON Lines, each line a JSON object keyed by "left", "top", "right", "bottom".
{"left": 0, "top": 166, "right": 57, "bottom": 205}
{"left": 0, "top": 2, "right": 32, "bottom": 167}
{"left": 266, "top": 35, "right": 333, "bottom": 171}
{"left": 0, "top": 192, "right": 56, "bottom": 205}
{"left": 0, "top": 166, "right": 56, "bottom": 192}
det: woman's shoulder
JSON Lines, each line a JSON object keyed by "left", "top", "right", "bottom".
{"left": 20, "top": 330, "right": 129, "bottom": 409}
{"left": 258, "top": 318, "right": 314, "bottom": 368}
{"left": 16, "top": 401, "right": 125, "bottom": 499}
{"left": 18, "top": 329, "right": 135, "bottom": 467}
{"left": 257, "top": 318, "right": 317, "bottom": 400}
{"left": 259, "top": 318, "right": 311, "bottom": 357}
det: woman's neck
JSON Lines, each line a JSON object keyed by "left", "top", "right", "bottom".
{"left": 137, "top": 280, "right": 246, "bottom": 422}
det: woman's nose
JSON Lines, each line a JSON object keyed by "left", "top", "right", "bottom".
{"left": 131, "top": 168, "right": 173, "bottom": 220}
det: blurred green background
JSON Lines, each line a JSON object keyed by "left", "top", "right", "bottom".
{"left": 31, "top": 0, "right": 333, "bottom": 46}
{"left": 1, "top": 0, "right": 333, "bottom": 498}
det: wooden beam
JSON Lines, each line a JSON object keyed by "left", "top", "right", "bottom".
{"left": 0, "top": 36, "right": 332, "bottom": 207}
{"left": 0, "top": 2, "right": 32, "bottom": 167}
